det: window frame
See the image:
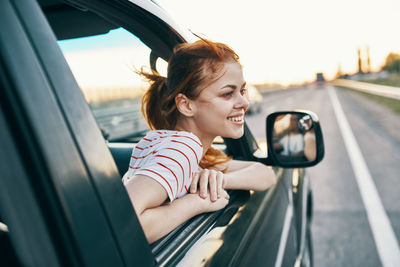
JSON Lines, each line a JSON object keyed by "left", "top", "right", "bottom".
{"left": 1, "top": 0, "right": 155, "bottom": 266}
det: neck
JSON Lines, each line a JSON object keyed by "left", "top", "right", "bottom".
{"left": 175, "top": 123, "right": 215, "bottom": 158}
{"left": 195, "top": 133, "right": 214, "bottom": 158}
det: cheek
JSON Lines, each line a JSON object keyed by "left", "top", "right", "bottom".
{"left": 199, "top": 98, "right": 225, "bottom": 112}
{"left": 198, "top": 105, "right": 224, "bottom": 121}
{"left": 194, "top": 102, "right": 227, "bottom": 126}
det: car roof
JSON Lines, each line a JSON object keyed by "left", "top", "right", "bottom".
{"left": 38, "top": 0, "right": 197, "bottom": 62}
{"left": 38, "top": 0, "right": 195, "bottom": 42}
{"left": 128, "top": 0, "right": 196, "bottom": 42}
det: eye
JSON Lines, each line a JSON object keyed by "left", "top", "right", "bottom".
{"left": 222, "top": 91, "right": 234, "bottom": 98}
{"left": 240, "top": 88, "right": 248, "bottom": 96}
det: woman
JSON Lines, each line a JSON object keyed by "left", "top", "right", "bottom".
{"left": 123, "top": 39, "right": 277, "bottom": 243}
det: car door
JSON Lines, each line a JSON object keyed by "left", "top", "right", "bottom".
{"left": 0, "top": 0, "right": 154, "bottom": 266}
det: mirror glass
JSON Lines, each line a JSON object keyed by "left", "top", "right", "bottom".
{"left": 271, "top": 113, "right": 317, "bottom": 163}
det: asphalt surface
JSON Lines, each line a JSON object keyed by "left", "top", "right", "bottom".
{"left": 245, "top": 84, "right": 400, "bottom": 267}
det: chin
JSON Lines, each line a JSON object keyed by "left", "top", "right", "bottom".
{"left": 226, "top": 128, "right": 244, "bottom": 139}
{"left": 232, "top": 133, "right": 244, "bottom": 139}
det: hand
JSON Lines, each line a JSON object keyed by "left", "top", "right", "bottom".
{"left": 190, "top": 169, "right": 225, "bottom": 202}
{"left": 186, "top": 189, "right": 230, "bottom": 213}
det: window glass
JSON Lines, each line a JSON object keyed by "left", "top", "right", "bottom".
{"left": 58, "top": 28, "right": 167, "bottom": 141}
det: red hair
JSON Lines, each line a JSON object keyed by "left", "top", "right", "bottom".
{"left": 139, "top": 39, "right": 239, "bottom": 169}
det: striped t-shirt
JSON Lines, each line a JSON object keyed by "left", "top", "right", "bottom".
{"left": 122, "top": 130, "right": 203, "bottom": 202}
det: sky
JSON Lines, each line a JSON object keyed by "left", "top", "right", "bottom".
{"left": 157, "top": 0, "right": 400, "bottom": 85}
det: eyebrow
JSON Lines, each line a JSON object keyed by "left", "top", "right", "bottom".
{"left": 221, "top": 82, "right": 247, "bottom": 90}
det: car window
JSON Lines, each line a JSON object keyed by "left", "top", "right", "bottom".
{"left": 58, "top": 28, "right": 168, "bottom": 141}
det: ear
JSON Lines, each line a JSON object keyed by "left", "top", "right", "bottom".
{"left": 175, "top": 93, "right": 195, "bottom": 117}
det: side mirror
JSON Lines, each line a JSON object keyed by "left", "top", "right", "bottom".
{"left": 266, "top": 110, "right": 324, "bottom": 168}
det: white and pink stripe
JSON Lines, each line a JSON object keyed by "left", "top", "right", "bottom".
{"left": 122, "top": 130, "right": 203, "bottom": 201}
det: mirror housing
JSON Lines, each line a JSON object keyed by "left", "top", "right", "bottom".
{"left": 266, "top": 110, "right": 324, "bottom": 168}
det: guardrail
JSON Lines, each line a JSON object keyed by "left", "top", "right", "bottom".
{"left": 332, "top": 79, "right": 400, "bottom": 101}
{"left": 92, "top": 104, "right": 148, "bottom": 141}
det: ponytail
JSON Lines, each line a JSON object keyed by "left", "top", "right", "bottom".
{"left": 140, "top": 70, "right": 177, "bottom": 130}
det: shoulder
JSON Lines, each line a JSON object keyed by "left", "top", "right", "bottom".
{"left": 143, "top": 131, "right": 202, "bottom": 169}
{"left": 155, "top": 130, "right": 203, "bottom": 154}
{"left": 172, "top": 131, "right": 202, "bottom": 148}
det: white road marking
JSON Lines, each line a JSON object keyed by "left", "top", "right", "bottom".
{"left": 275, "top": 190, "right": 293, "bottom": 267}
{"left": 328, "top": 85, "right": 400, "bottom": 267}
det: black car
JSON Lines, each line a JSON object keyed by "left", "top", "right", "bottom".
{"left": 0, "top": 0, "right": 324, "bottom": 266}
{"left": 315, "top": 72, "right": 326, "bottom": 87}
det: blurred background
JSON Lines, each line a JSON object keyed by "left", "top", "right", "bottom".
{"left": 158, "top": 0, "right": 400, "bottom": 87}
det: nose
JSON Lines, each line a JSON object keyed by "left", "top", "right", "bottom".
{"left": 234, "top": 92, "right": 249, "bottom": 110}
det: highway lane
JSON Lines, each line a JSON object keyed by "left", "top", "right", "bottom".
{"left": 245, "top": 84, "right": 400, "bottom": 267}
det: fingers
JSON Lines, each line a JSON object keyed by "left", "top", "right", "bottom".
{"left": 209, "top": 171, "right": 217, "bottom": 201}
{"left": 221, "top": 189, "right": 230, "bottom": 200}
{"left": 191, "top": 188, "right": 230, "bottom": 213}
{"left": 209, "top": 190, "right": 230, "bottom": 211}
{"left": 190, "top": 169, "right": 225, "bottom": 201}
{"left": 199, "top": 169, "right": 208, "bottom": 199}
{"left": 216, "top": 171, "right": 224, "bottom": 198}
{"left": 190, "top": 172, "right": 199, "bottom": 193}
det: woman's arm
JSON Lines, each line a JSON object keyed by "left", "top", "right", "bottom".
{"left": 125, "top": 175, "right": 229, "bottom": 243}
{"left": 304, "top": 131, "right": 316, "bottom": 161}
{"left": 191, "top": 160, "right": 277, "bottom": 200}
{"left": 223, "top": 160, "right": 277, "bottom": 191}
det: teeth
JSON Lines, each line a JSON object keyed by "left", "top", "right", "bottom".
{"left": 228, "top": 116, "right": 244, "bottom": 122}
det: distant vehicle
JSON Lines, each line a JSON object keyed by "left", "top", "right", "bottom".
{"left": 315, "top": 72, "right": 326, "bottom": 87}
{"left": 247, "top": 84, "right": 263, "bottom": 114}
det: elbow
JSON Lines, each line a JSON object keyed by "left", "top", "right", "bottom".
{"left": 259, "top": 179, "right": 277, "bottom": 191}
{"left": 256, "top": 163, "right": 277, "bottom": 191}
{"left": 130, "top": 206, "right": 158, "bottom": 243}
{"left": 138, "top": 212, "right": 162, "bottom": 244}
{"left": 144, "top": 230, "right": 158, "bottom": 244}
{"left": 265, "top": 167, "right": 278, "bottom": 189}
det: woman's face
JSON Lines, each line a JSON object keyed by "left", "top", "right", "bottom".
{"left": 191, "top": 61, "right": 249, "bottom": 140}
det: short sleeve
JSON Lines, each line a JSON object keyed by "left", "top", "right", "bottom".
{"left": 134, "top": 158, "right": 181, "bottom": 202}
{"left": 126, "top": 131, "right": 203, "bottom": 202}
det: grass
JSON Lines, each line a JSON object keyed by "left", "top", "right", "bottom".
{"left": 362, "top": 73, "right": 400, "bottom": 87}
{"left": 338, "top": 86, "right": 400, "bottom": 115}
{"left": 89, "top": 97, "right": 141, "bottom": 110}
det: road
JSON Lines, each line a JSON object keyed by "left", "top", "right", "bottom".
{"left": 245, "top": 84, "right": 400, "bottom": 267}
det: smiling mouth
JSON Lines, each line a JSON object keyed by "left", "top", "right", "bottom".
{"left": 227, "top": 115, "right": 244, "bottom": 123}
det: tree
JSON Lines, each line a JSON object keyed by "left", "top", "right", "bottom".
{"left": 383, "top": 52, "right": 400, "bottom": 73}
